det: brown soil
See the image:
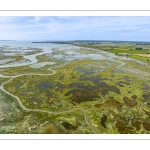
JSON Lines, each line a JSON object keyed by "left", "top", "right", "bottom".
{"left": 134, "top": 54, "right": 150, "bottom": 57}
{"left": 142, "top": 122, "right": 150, "bottom": 131}
{"left": 123, "top": 96, "right": 137, "bottom": 106}
{"left": 94, "top": 100, "right": 123, "bottom": 108}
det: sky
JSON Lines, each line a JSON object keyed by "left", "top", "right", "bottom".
{"left": 0, "top": 16, "right": 150, "bottom": 41}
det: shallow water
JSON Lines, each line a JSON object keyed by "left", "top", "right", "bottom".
{"left": 29, "top": 62, "right": 56, "bottom": 68}
{"left": 0, "top": 41, "right": 80, "bottom": 68}
{"left": 0, "top": 59, "right": 14, "bottom": 65}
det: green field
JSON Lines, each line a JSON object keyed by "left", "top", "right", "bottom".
{"left": 72, "top": 41, "right": 150, "bottom": 62}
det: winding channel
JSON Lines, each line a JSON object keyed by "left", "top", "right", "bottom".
{"left": 0, "top": 46, "right": 149, "bottom": 133}
{"left": 0, "top": 60, "right": 98, "bottom": 133}
{"left": 0, "top": 58, "right": 124, "bottom": 133}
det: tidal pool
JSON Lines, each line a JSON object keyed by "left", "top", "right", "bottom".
{"left": 29, "top": 62, "right": 56, "bottom": 68}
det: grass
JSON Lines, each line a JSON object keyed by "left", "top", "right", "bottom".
{"left": 72, "top": 42, "right": 150, "bottom": 62}
{"left": 130, "top": 55, "right": 150, "bottom": 62}
{"left": 107, "top": 48, "right": 149, "bottom": 54}
{"left": 3, "top": 58, "right": 150, "bottom": 133}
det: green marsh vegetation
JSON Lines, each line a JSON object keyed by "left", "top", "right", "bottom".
{"left": 3, "top": 58, "right": 150, "bottom": 133}
{"left": 1, "top": 42, "right": 150, "bottom": 133}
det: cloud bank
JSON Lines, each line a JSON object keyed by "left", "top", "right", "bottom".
{"left": 0, "top": 16, "right": 150, "bottom": 41}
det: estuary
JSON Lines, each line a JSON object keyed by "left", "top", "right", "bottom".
{"left": 0, "top": 41, "right": 150, "bottom": 134}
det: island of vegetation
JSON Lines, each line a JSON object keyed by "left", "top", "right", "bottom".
{"left": 0, "top": 40, "right": 150, "bottom": 134}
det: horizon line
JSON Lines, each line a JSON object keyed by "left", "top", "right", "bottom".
{"left": 1, "top": 40, "right": 150, "bottom": 43}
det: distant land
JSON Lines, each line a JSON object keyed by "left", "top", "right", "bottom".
{"left": 0, "top": 40, "right": 16, "bottom": 41}
{"left": 32, "top": 40, "right": 150, "bottom": 45}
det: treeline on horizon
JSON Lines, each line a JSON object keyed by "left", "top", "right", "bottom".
{"left": 32, "top": 40, "right": 150, "bottom": 45}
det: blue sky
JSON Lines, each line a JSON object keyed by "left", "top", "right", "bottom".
{"left": 0, "top": 16, "right": 150, "bottom": 41}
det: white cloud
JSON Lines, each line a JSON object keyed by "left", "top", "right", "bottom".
{"left": 0, "top": 16, "right": 150, "bottom": 40}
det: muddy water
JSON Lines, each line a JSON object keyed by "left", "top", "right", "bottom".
{"left": 66, "top": 77, "right": 120, "bottom": 103}
{"left": 37, "top": 82, "right": 53, "bottom": 91}
{"left": 62, "top": 121, "right": 77, "bottom": 131}
{"left": 101, "top": 114, "right": 107, "bottom": 128}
